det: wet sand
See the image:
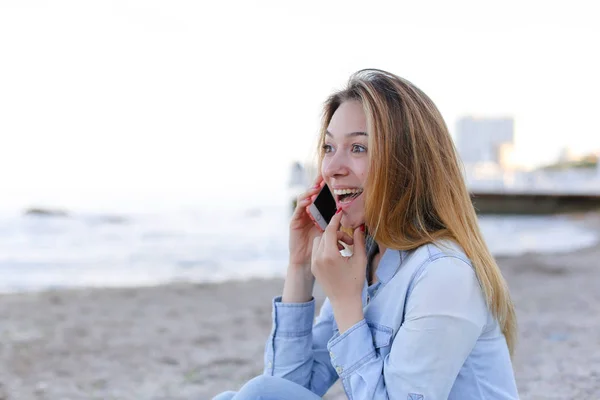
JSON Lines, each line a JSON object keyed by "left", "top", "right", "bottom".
{"left": 1, "top": 216, "right": 599, "bottom": 399}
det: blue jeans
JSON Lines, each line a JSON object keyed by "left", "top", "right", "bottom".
{"left": 212, "top": 375, "right": 323, "bottom": 400}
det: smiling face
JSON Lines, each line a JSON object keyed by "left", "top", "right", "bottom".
{"left": 321, "top": 100, "right": 369, "bottom": 230}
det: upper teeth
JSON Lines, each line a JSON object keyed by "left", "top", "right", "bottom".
{"left": 333, "top": 188, "right": 363, "bottom": 195}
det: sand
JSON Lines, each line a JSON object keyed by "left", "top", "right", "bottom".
{"left": 1, "top": 215, "right": 599, "bottom": 400}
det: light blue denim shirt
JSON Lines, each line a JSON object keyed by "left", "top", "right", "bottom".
{"left": 263, "top": 239, "right": 519, "bottom": 399}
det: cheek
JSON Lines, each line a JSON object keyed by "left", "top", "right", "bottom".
{"left": 356, "top": 165, "right": 368, "bottom": 185}
{"left": 354, "top": 156, "right": 368, "bottom": 175}
{"left": 321, "top": 159, "right": 331, "bottom": 178}
{"left": 359, "top": 172, "right": 368, "bottom": 186}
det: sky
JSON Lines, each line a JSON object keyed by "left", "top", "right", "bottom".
{"left": 1, "top": 0, "right": 599, "bottom": 211}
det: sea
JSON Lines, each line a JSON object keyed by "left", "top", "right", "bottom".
{"left": 0, "top": 199, "right": 598, "bottom": 294}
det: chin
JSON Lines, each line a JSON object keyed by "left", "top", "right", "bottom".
{"left": 341, "top": 214, "right": 365, "bottom": 230}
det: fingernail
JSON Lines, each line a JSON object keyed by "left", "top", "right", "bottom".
{"left": 360, "top": 224, "right": 365, "bottom": 232}
{"left": 335, "top": 208, "right": 342, "bottom": 214}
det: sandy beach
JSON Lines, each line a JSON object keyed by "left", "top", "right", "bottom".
{"left": 1, "top": 216, "right": 599, "bottom": 400}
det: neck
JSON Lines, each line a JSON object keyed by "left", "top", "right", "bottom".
{"left": 367, "top": 241, "right": 387, "bottom": 285}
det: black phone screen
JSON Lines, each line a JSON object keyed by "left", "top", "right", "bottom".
{"left": 314, "top": 185, "right": 337, "bottom": 224}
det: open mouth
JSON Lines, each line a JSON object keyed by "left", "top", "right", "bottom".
{"left": 333, "top": 188, "right": 364, "bottom": 205}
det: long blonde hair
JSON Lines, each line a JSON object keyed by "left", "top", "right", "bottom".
{"left": 317, "top": 69, "right": 517, "bottom": 355}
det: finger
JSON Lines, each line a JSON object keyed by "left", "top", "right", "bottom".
{"left": 296, "top": 186, "right": 321, "bottom": 205}
{"left": 312, "top": 175, "right": 324, "bottom": 188}
{"left": 294, "top": 195, "right": 314, "bottom": 212}
{"left": 308, "top": 179, "right": 324, "bottom": 202}
{"left": 304, "top": 205, "right": 325, "bottom": 232}
{"left": 323, "top": 208, "right": 343, "bottom": 244}
{"left": 336, "top": 231, "right": 354, "bottom": 246}
{"left": 292, "top": 187, "right": 321, "bottom": 217}
{"left": 293, "top": 180, "right": 325, "bottom": 215}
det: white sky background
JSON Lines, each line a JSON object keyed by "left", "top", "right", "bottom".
{"left": 0, "top": 0, "right": 599, "bottom": 211}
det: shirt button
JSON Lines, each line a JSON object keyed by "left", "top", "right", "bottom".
{"left": 329, "top": 351, "right": 334, "bottom": 358}
{"left": 336, "top": 366, "right": 343, "bottom": 374}
{"left": 268, "top": 361, "right": 272, "bottom": 368}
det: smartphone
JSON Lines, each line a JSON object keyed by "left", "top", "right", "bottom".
{"left": 307, "top": 184, "right": 337, "bottom": 231}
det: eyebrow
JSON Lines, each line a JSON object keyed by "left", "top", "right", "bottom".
{"left": 325, "top": 130, "right": 368, "bottom": 138}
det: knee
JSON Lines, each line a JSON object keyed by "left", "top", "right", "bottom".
{"left": 238, "top": 375, "right": 277, "bottom": 396}
{"left": 211, "top": 390, "right": 237, "bottom": 400}
{"left": 211, "top": 376, "right": 272, "bottom": 400}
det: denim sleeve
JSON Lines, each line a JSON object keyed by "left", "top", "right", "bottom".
{"left": 263, "top": 296, "right": 338, "bottom": 396}
{"left": 326, "top": 256, "right": 488, "bottom": 400}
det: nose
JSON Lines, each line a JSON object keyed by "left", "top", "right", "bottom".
{"left": 322, "top": 150, "right": 350, "bottom": 180}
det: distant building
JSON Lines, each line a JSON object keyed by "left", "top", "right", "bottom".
{"left": 558, "top": 146, "right": 578, "bottom": 163}
{"left": 456, "top": 117, "right": 515, "bottom": 168}
{"left": 288, "top": 161, "right": 307, "bottom": 188}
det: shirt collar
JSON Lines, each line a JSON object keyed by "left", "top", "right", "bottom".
{"left": 366, "top": 235, "right": 405, "bottom": 284}
{"left": 375, "top": 248, "right": 405, "bottom": 284}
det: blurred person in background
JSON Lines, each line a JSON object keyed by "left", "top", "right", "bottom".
{"left": 212, "top": 69, "right": 519, "bottom": 400}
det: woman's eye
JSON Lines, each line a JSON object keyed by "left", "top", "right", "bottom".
{"left": 352, "top": 144, "right": 367, "bottom": 153}
{"left": 322, "top": 144, "right": 333, "bottom": 153}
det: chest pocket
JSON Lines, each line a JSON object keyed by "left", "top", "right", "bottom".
{"left": 368, "top": 322, "right": 394, "bottom": 358}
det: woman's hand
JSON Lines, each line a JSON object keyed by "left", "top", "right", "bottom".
{"left": 311, "top": 210, "right": 368, "bottom": 332}
{"left": 288, "top": 176, "right": 325, "bottom": 268}
{"left": 283, "top": 176, "right": 328, "bottom": 303}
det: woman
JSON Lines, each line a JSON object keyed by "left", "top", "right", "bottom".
{"left": 212, "top": 69, "right": 519, "bottom": 399}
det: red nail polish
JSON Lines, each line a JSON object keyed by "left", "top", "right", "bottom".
{"left": 360, "top": 224, "right": 365, "bottom": 232}
{"left": 336, "top": 208, "right": 342, "bottom": 214}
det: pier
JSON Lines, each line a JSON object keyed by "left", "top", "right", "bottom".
{"left": 470, "top": 192, "right": 600, "bottom": 214}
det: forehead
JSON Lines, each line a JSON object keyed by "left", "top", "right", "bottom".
{"left": 327, "top": 100, "right": 367, "bottom": 139}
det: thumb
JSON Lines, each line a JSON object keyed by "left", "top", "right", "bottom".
{"left": 352, "top": 225, "right": 367, "bottom": 258}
